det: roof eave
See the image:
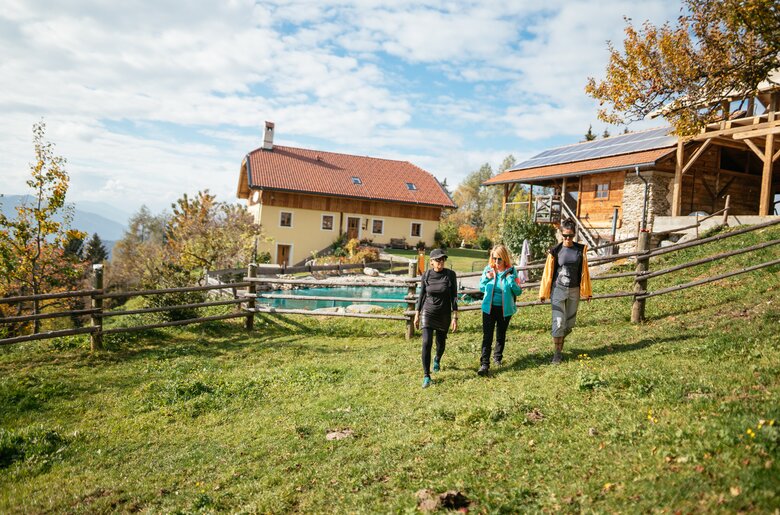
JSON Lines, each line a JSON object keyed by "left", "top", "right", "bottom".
{"left": 483, "top": 161, "right": 661, "bottom": 186}
{"left": 248, "top": 185, "right": 456, "bottom": 209}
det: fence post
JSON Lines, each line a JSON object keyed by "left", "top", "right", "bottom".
{"left": 405, "top": 261, "right": 417, "bottom": 340}
{"left": 631, "top": 231, "right": 650, "bottom": 323}
{"left": 722, "top": 194, "right": 731, "bottom": 227}
{"left": 90, "top": 264, "right": 104, "bottom": 351}
{"left": 246, "top": 263, "right": 256, "bottom": 331}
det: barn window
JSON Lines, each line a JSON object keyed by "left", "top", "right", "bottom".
{"left": 411, "top": 222, "right": 422, "bottom": 237}
{"left": 372, "top": 219, "right": 384, "bottom": 234}
{"left": 321, "top": 214, "right": 334, "bottom": 230}
{"left": 595, "top": 183, "right": 609, "bottom": 199}
{"left": 280, "top": 211, "right": 292, "bottom": 227}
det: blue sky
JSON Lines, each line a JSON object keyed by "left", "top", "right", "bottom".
{"left": 0, "top": 0, "right": 679, "bottom": 217}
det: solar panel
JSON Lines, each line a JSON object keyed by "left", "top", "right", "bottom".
{"left": 511, "top": 127, "right": 676, "bottom": 171}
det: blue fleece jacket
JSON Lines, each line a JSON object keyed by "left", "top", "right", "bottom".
{"left": 479, "top": 265, "right": 523, "bottom": 317}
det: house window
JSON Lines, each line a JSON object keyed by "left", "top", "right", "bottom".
{"left": 372, "top": 219, "right": 384, "bottom": 234}
{"left": 411, "top": 222, "right": 422, "bottom": 237}
{"left": 595, "top": 183, "right": 609, "bottom": 199}
{"left": 280, "top": 211, "right": 292, "bottom": 227}
{"left": 351, "top": 177, "right": 362, "bottom": 185}
{"left": 406, "top": 182, "right": 417, "bottom": 190}
{"left": 321, "top": 214, "right": 334, "bottom": 231}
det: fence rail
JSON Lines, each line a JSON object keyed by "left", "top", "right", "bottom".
{"left": 1, "top": 217, "right": 778, "bottom": 346}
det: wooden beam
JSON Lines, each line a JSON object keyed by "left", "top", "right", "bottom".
{"left": 743, "top": 138, "right": 766, "bottom": 162}
{"left": 712, "top": 136, "right": 754, "bottom": 150}
{"left": 671, "top": 140, "right": 685, "bottom": 216}
{"left": 759, "top": 93, "right": 777, "bottom": 216}
{"left": 681, "top": 139, "right": 712, "bottom": 175}
{"left": 691, "top": 119, "right": 780, "bottom": 141}
{"left": 502, "top": 183, "right": 516, "bottom": 213}
{"left": 716, "top": 176, "right": 736, "bottom": 197}
{"left": 733, "top": 125, "right": 780, "bottom": 140}
{"left": 773, "top": 147, "right": 780, "bottom": 163}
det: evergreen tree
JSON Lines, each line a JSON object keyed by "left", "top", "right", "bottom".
{"left": 602, "top": 128, "right": 611, "bottom": 138}
{"left": 83, "top": 233, "right": 108, "bottom": 264}
{"left": 584, "top": 125, "right": 597, "bottom": 141}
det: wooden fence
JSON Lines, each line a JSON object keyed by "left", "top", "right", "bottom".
{"left": 1, "top": 217, "right": 778, "bottom": 347}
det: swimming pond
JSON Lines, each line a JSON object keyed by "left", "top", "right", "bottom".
{"left": 258, "top": 286, "right": 411, "bottom": 310}
{"left": 257, "top": 285, "right": 480, "bottom": 310}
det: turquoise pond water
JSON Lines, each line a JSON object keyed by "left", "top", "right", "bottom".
{"left": 258, "top": 286, "right": 480, "bottom": 310}
{"left": 259, "top": 286, "right": 412, "bottom": 310}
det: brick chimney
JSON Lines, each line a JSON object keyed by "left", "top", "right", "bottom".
{"left": 262, "top": 121, "right": 275, "bottom": 151}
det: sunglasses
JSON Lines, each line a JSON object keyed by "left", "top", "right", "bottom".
{"left": 561, "top": 233, "right": 575, "bottom": 239}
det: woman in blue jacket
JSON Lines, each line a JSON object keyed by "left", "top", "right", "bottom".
{"left": 478, "top": 244, "right": 522, "bottom": 376}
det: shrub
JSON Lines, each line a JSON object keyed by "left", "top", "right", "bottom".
{"left": 345, "top": 238, "right": 361, "bottom": 257}
{"left": 477, "top": 234, "right": 493, "bottom": 250}
{"left": 499, "top": 212, "right": 557, "bottom": 261}
{"left": 142, "top": 263, "right": 206, "bottom": 322}
{"left": 352, "top": 246, "right": 379, "bottom": 264}
{"left": 435, "top": 220, "right": 459, "bottom": 248}
{"left": 256, "top": 251, "right": 271, "bottom": 264}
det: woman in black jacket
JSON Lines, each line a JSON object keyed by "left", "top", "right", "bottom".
{"left": 414, "top": 248, "right": 458, "bottom": 388}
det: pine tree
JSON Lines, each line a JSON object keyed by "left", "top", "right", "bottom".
{"left": 584, "top": 125, "right": 596, "bottom": 141}
{"left": 602, "top": 128, "right": 611, "bottom": 138}
{"left": 83, "top": 233, "right": 108, "bottom": 264}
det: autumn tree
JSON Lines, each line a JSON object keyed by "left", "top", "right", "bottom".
{"left": 109, "top": 206, "right": 168, "bottom": 290}
{"left": 0, "top": 122, "right": 86, "bottom": 333}
{"left": 586, "top": 0, "right": 780, "bottom": 135}
{"left": 166, "top": 190, "right": 262, "bottom": 273}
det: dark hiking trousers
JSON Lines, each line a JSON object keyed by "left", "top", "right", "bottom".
{"left": 421, "top": 327, "right": 447, "bottom": 377}
{"left": 481, "top": 305, "right": 511, "bottom": 366}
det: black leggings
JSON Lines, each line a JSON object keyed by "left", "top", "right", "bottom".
{"left": 421, "top": 327, "right": 447, "bottom": 377}
{"left": 481, "top": 305, "right": 512, "bottom": 365}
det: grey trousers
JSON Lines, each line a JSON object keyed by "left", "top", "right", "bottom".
{"left": 551, "top": 285, "right": 580, "bottom": 338}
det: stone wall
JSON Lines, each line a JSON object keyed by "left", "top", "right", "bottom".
{"left": 616, "top": 170, "right": 673, "bottom": 250}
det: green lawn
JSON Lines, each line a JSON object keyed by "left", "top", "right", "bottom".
{"left": 1, "top": 226, "right": 779, "bottom": 513}
{"left": 386, "top": 247, "right": 489, "bottom": 273}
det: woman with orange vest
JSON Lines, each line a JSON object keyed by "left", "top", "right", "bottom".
{"left": 539, "top": 218, "right": 593, "bottom": 364}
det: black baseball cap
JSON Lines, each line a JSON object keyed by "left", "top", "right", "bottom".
{"left": 430, "top": 248, "right": 448, "bottom": 260}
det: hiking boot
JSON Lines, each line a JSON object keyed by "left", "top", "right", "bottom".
{"left": 433, "top": 357, "right": 441, "bottom": 373}
{"left": 551, "top": 352, "right": 562, "bottom": 365}
{"left": 477, "top": 364, "right": 489, "bottom": 376}
{"left": 422, "top": 376, "right": 432, "bottom": 388}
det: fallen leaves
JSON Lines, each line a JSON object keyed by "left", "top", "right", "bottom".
{"left": 416, "top": 489, "right": 471, "bottom": 513}
{"left": 326, "top": 428, "right": 354, "bottom": 441}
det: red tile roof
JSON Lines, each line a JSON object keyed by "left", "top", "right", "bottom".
{"left": 243, "top": 145, "right": 455, "bottom": 208}
{"left": 483, "top": 148, "right": 676, "bottom": 185}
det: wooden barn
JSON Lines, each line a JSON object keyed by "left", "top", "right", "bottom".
{"left": 485, "top": 82, "right": 780, "bottom": 250}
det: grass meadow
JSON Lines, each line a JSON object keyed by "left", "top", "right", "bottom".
{"left": 1, "top": 226, "right": 779, "bottom": 513}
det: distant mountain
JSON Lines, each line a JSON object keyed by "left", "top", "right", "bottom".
{"left": 73, "top": 200, "right": 133, "bottom": 227}
{"left": 0, "top": 195, "right": 127, "bottom": 241}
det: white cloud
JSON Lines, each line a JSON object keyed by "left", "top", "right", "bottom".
{"left": 0, "top": 0, "right": 681, "bottom": 215}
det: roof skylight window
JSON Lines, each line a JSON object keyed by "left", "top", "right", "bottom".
{"left": 406, "top": 182, "right": 417, "bottom": 190}
{"left": 352, "top": 177, "right": 362, "bottom": 185}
